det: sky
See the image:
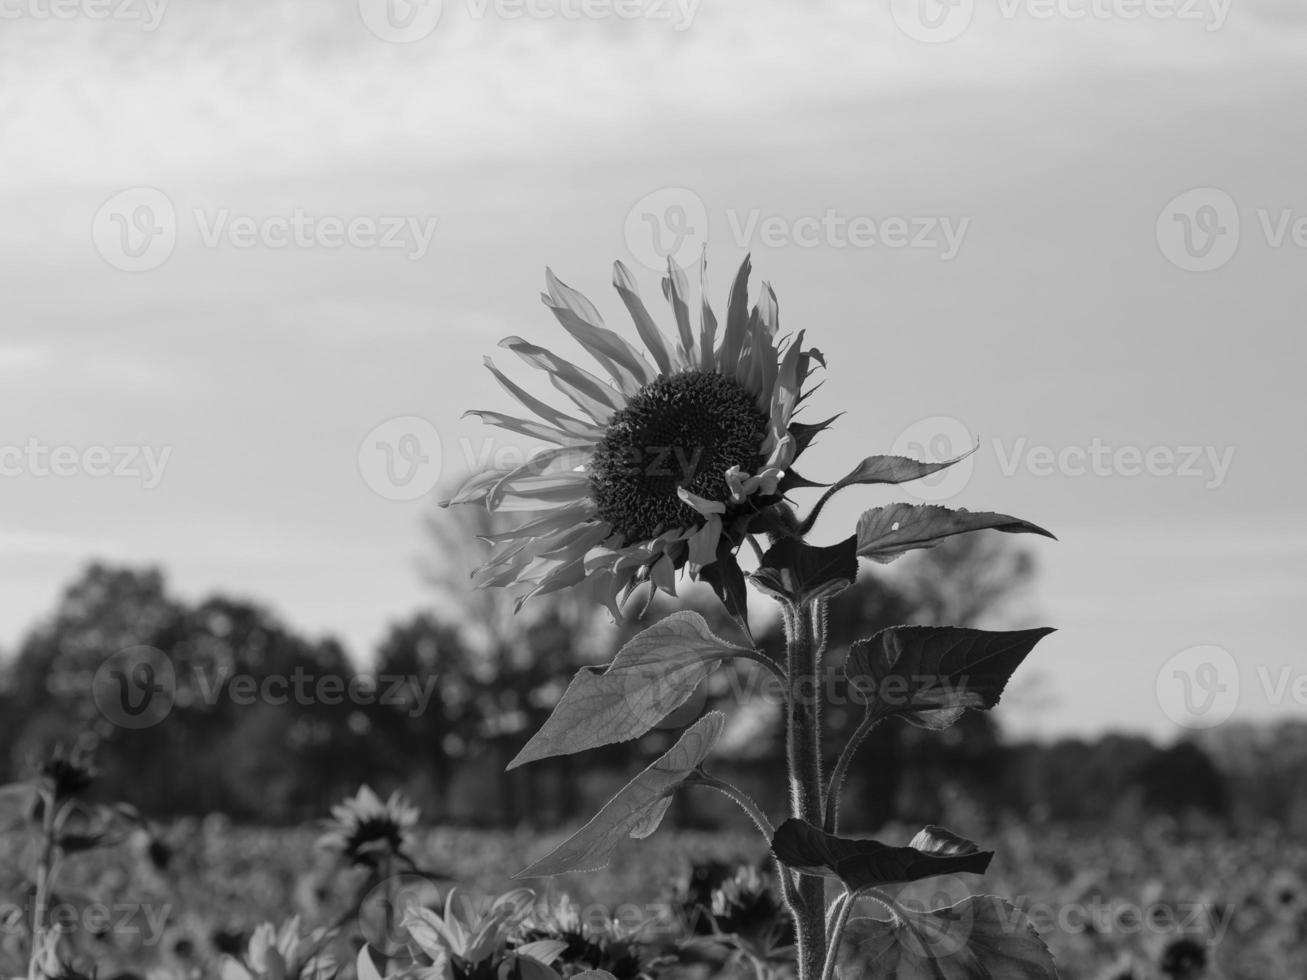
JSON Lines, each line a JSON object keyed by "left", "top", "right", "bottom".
{"left": 2, "top": 0, "right": 1304, "bottom": 740}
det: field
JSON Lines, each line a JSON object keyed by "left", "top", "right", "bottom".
{"left": 4, "top": 819, "right": 1302, "bottom": 980}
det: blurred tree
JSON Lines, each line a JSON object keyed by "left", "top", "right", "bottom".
{"left": 4, "top": 563, "right": 373, "bottom": 821}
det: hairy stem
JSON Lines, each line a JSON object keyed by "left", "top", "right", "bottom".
{"left": 689, "top": 771, "right": 774, "bottom": 840}
{"left": 823, "top": 714, "right": 877, "bottom": 834}
{"left": 821, "top": 891, "right": 857, "bottom": 980}
{"left": 785, "top": 600, "right": 827, "bottom": 980}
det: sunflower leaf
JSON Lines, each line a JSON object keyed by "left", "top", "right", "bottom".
{"left": 750, "top": 535, "right": 858, "bottom": 607}
{"left": 516, "top": 713, "right": 724, "bottom": 877}
{"left": 771, "top": 818, "right": 992, "bottom": 891}
{"left": 855, "top": 503, "right": 1055, "bottom": 564}
{"left": 846, "top": 626, "right": 1055, "bottom": 730}
{"left": 836, "top": 896, "right": 1057, "bottom": 980}
{"left": 508, "top": 613, "right": 747, "bottom": 769}
{"left": 831, "top": 448, "right": 976, "bottom": 492}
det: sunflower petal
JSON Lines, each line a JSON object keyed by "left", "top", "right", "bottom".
{"left": 719, "top": 255, "right": 752, "bottom": 376}
{"left": 482, "top": 357, "right": 605, "bottom": 436}
{"left": 477, "top": 502, "right": 597, "bottom": 543}
{"left": 544, "top": 269, "right": 652, "bottom": 393}
{"left": 463, "top": 410, "right": 588, "bottom": 447}
{"left": 613, "top": 261, "right": 675, "bottom": 375}
{"left": 486, "top": 447, "right": 589, "bottom": 510}
{"left": 697, "top": 249, "right": 718, "bottom": 372}
{"left": 501, "top": 336, "right": 622, "bottom": 422}
{"left": 661, "top": 258, "right": 696, "bottom": 365}
{"left": 686, "top": 517, "right": 723, "bottom": 569}
{"left": 443, "top": 467, "right": 511, "bottom": 506}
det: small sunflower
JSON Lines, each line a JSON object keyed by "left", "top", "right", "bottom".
{"left": 317, "top": 786, "right": 419, "bottom": 869}
{"left": 38, "top": 741, "right": 97, "bottom": 804}
{"left": 224, "top": 917, "right": 337, "bottom": 980}
{"left": 444, "top": 254, "right": 824, "bottom": 616}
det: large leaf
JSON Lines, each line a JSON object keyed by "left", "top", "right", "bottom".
{"left": 830, "top": 450, "right": 976, "bottom": 492}
{"left": 771, "top": 819, "right": 991, "bottom": 892}
{"left": 517, "top": 713, "right": 724, "bottom": 877}
{"left": 855, "top": 504, "right": 1055, "bottom": 564}
{"left": 750, "top": 535, "right": 858, "bottom": 606}
{"left": 509, "top": 613, "right": 747, "bottom": 769}
{"left": 837, "top": 896, "right": 1058, "bottom": 980}
{"left": 846, "top": 626, "right": 1055, "bottom": 729}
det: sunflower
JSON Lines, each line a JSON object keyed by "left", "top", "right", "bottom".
{"left": 225, "top": 917, "right": 337, "bottom": 980}
{"left": 317, "top": 785, "right": 419, "bottom": 869}
{"left": 444, "top": 254, "right": 824, "bottom": 616}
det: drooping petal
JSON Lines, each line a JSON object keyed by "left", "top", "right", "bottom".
{"left": 462, "top": 410, "right": 590, "bottom": 447}
{"left": 544, "top": 269, "right": 652, "bottom": 394}
{"left": 482, "top": 356, "right": 606, "bottom": 435}
{"left": 686, "top": 516, "right": 723, "bottom": 569}
{"left": 677, "top": 486, "right": 727, "bottom": 517}
{"left": 486, "top": 446, "right": 591, "bottom": 510}
{"left": 477, "top": 501, "right": 597, "bottom": 543}
{"left": 443, "top": 467, "right": 512, "bottom": 506}
{"left": 650, "top": 553, "right": 677, "bottom": 596}
{"left": 500, "top": 336, "right": 623, "bottom": 422}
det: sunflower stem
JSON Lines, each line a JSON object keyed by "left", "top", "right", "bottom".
{"left": 783, "top": 599, "right": 827, "bottom": 980}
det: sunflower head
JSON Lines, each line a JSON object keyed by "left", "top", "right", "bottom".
{"left": 317, "top": 785, "right": 419, "bottom": 869}
{"left": 228, "top": 917, "right": 337, "bottom": 980}
{"left": 38, "top": 741, "right": 97, "bottom": 804}
{"left": 445, "top": 254, "right": 825, "bottom": 618}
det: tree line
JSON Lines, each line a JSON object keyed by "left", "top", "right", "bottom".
{"left": 0, "top": 511, "right": 1300, "bottom": 833}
